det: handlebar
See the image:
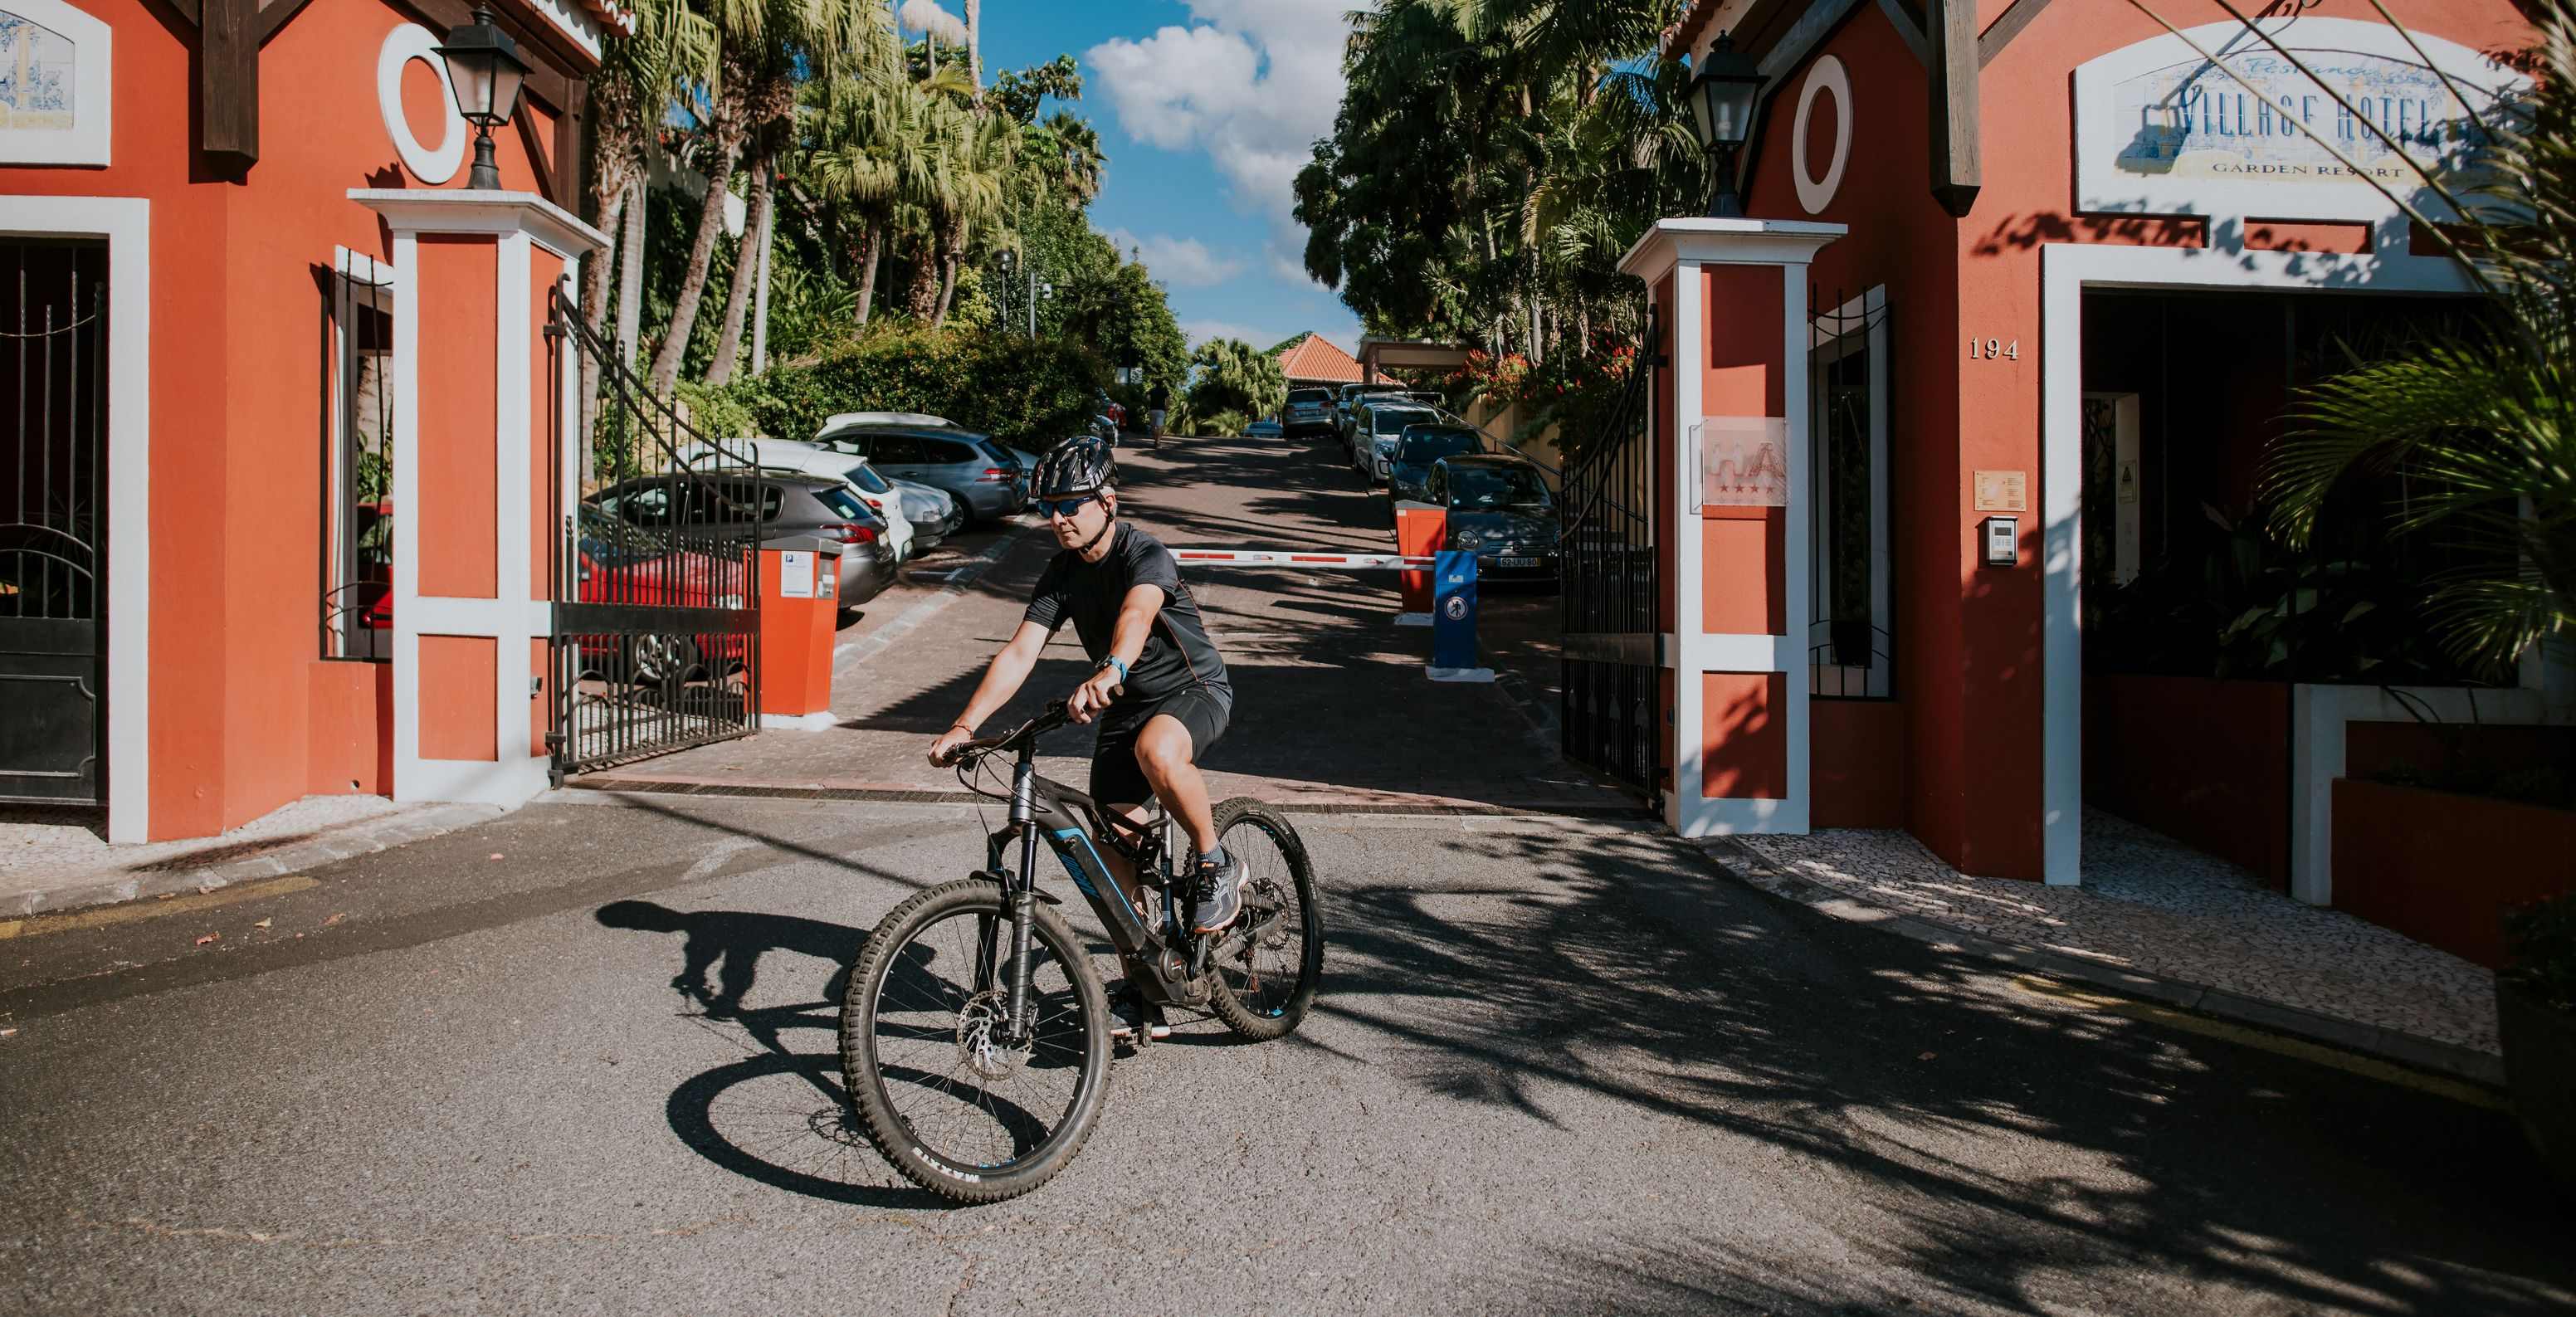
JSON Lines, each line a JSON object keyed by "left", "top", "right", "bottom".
{"left": 944, "top": 700, "right": 1071, "bottom": 766}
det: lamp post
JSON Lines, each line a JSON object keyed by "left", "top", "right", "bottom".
{"left": 437, "top": 4, "right": 530, "bottom": 191}
{"left": 1686, "top": 33, "right": 1764, "bottom": 218}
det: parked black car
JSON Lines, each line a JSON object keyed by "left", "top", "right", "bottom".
{"left": 1385, "top": 422, "right": 1486, "bottom": 510}
{"left": 1426, "top": 454, "right": 1559, "bottom": 583}
{"left": 588, "top": 472, "right": 896, "bottom": 607}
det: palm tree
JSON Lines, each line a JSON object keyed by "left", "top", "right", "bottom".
{"left": 929, "top": 103, "right": 1017, "bottom": 325}
{"left": 2262, "top": 2, "right": 2576, "bottom": 672}
{"left": 803, "top": 55, "right": 943, "bottom": 328}
{"left": 651, "top": 0, "right": 868, "bottom": 397}
{"left": 1187, "top": 338, "right": 1288, "bottom": 421}
{"left": 579, "top": 0, "right": 713, "bottom": 432}
{"left": 2266, "top": 0, "right": 2565, "bottom": 670}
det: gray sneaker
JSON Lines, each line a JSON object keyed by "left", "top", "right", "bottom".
{"left": 1189, "top": 850, "right": 1245, "bottom": 934}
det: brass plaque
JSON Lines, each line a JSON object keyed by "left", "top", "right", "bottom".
{"left": 1974, "top": 469, "right": 2028, "bottom": 512}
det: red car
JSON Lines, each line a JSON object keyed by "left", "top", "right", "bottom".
{"left": 350, "top": 502, "right": 750, "bottom": 683}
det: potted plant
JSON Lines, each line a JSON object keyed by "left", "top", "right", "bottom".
{"left": 2500, "top": 893, "right": 2576, "bottom": 1184}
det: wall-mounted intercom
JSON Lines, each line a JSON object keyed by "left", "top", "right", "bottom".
{"left": 1981, "top": 515, "right": 2018, "bottom": 568}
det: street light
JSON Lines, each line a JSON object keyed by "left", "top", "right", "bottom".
{"left": 437, "top": 4, "right": 530, "bottom": 191}
{"left": 1686, "top": 32, "right": 1764, "bottom": 218}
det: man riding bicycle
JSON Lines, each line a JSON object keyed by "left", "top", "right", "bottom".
{"left": 928, "top": 437, "right": 1238, "bottom": 1033}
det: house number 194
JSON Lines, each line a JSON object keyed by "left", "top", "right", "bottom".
{"left": 1968, "top": 337, "right": 2019, "bottom": 360}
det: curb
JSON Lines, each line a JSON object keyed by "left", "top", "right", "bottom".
{"left": 1694, "top": 836, "right": 2509, "bottom": 1091}
{"left": 2, "top": 802, "right": 508, "bottom": 919}
{"left": 567, "top": 774, "right": 1651, "bottom": 817}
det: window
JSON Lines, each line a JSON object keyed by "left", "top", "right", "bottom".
{"left": 1809, "top": 288, "right": 1893, "bottom": 699}
{"left": 867, "top": 433, "right": 923, "bottom": 464}
{"left": 815, "top": 487, "right": 871, "bottom": 521}
{"left": 842, "top": 461, "right": 890, "bottom": 495}
{"left": 1448, "top": 465, "right": 1550, "bottom": 509}
{"left": 1398, "top": 428, "right": 1480, "bottom": 464}
{"left": 324, "top": 248, "right": 396, "bottom": 661}
{"left": 1373, "top": 408, "right": 1427, "bottom": 436}
{"left": 920, "top": 437, "right": 974, "bottom": 465}
{"left": 1288, "top": 388, "right": 1329, "bottom": 406}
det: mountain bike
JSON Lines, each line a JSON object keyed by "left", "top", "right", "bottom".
{"left": 838, "top": 700, "right": 1324, "bottom": 1202}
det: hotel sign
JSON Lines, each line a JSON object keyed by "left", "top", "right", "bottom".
{"left": 2075, "top": 18, "right": 2523, "bottom": 224}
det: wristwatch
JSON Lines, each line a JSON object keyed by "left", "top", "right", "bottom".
{"left": 1100, "top": 656, "right": 1129, "bottom": 684}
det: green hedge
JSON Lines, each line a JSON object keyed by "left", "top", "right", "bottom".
{"left": 700, "top": 326, "right": 1109, "bottom": 447}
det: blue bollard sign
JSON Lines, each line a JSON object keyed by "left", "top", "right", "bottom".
{"left": 1432, "top": 550, "right": 1478, "bottom": 671}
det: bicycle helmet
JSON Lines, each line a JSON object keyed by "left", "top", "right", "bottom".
{"left": 1031, "top": 435, "right": 1115, "bottom": 499}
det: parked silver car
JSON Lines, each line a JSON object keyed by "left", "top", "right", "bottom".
{"left": 891, "top": 477, "right": 965, "bottom": 549}
{"left": 812, "top": 423, "right": 1030, "bottom": 523}
{"left": 1348, "top": 398, "right": 1441, "bottom": 483}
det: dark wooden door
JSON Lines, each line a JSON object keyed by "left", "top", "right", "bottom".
{"left": 0, "top": 240, "right": 108, "bottom": 806}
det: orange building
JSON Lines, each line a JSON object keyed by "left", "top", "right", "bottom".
{"left": 1602, "top": 0, "right": 2570, "bottom": 894}
{"left": 0, "top": 0, "right": 616, "bottom": 841}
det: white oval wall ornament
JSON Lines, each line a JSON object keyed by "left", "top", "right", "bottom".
{"left": 1791, "top": 55, "right": 1852, "bottom": 216}
{"left": 377, "top": 24, "right": 466, "bottom": 185}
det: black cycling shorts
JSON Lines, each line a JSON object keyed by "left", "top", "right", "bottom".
{"left": 1090, "top": 686, "right": 1231, "bottom": 810}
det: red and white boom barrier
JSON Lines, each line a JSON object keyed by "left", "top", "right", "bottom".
{"left": 1168, "top": 549, "right": 1434, "bottom": 570}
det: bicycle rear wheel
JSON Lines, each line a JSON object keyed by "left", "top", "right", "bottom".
{"left": 840, "top": 878, "right": 1110, "bottom": 1202}
{"left": 1203, "top": 798, "right": 1324, "bottom": 1040}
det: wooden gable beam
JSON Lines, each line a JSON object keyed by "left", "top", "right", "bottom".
{"left": 1927, "top": 0, "right": 1981, "bottom": 217}
{"left": 1978, "top": 0, "right": 2056, "bottom": 67}
{"left": 201, "top": 0, "right": 259, "bottom": 165}
{"left": 258, "top": 0, "right": 320, "bottom": 43}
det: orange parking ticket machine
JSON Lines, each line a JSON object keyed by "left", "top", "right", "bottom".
{"left": 758, "top": 539, "right": 842, "bottom": 729}
{"left": 1393, "top": 501, "right": 1446, "bottom": 622}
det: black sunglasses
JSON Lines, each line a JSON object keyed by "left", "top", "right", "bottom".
{"left": 1035, "top": 493, "right": 1100, "bottom": 518}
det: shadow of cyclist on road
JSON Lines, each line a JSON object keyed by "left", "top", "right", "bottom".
{"left": 597, "top": 899, "right": 861, "bottom": 1022}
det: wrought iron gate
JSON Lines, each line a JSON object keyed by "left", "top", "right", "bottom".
{"left": 1, "top": 241, "right": 107, "bottom": 806}
{"left": 1558, "top": 315, "right": 1662, "bottom": 798}
{"left": 544, "top": 285, "right": 761, "bottom": 779}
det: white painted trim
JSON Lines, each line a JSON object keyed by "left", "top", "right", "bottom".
{"left": 2289, "top": 683, "right": 2567, "bottom": 905}
{"left": 1667, "top": 265, "right": 1705, "bottom": 834}
{"left": 326, "top": 247, "right": 398, "bottom": 661}
{"left": 760, "top": 711, "right": 838, "bottom": 731}
{"left": 0, "top": 0, "right": 110, "bottom": 167}
{"left": 495, "top": 229, "right": 533, "bottom": 769}
{"left": 405, "top": 755, "right": 551, "bottom": 806}
{"left": 349, "top": 189, "right": 608, "bottom": 259}
{"left": 388, "top": 230, "right": 423, "bottom": 796}
{"left": 0, "top": 195, "right": 147, "bottom": 838}
{"left": 1618, "top": 217, "right": 1846, "bottom": 283}
{"left": 376, "top": 24, "right": 466, "bottom": 185}
{"left": 1791, "top": 56, "right": 1852, "bottom": 216}
{"left": 2073, "top": 17, "right": 2525, "bottom": 225}
{"left": 1809, "top": 285, "right": 1892, "bottom": 700}
{"left": 1698, "top": 634, "right": 1803, "bottom": 672}
{"left": 2039, "top": 238, "right": 2477, "bottom": 886}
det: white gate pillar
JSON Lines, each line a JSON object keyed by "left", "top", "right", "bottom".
{"left": 352, "top": 189, "right": 605, "bottom": 806}
{"left": 1620, "top": 218, "right": 1842, "bottom": 837}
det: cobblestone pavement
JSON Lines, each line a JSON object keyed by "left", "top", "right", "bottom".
{"left": 1739, "top": 809, "right": 2501, "bottom": 1055}
{"left": 622, "top": 432, "right": 1623, "bottom": 812}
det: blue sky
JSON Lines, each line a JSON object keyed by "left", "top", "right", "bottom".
{"left": 929, "top": 0, "right": 1364, "bottom": 354}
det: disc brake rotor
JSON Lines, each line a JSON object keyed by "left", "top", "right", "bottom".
{"left": 954, "top": 990, "right": 1029, "bottom": 1081}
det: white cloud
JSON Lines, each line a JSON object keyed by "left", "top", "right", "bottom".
{"left": 1264, "top": 241, "right": 1330, "bottom": 290}
{"left": 896, "top": 0, "right": 966, "bottom": 45}
{"left": 1104, "top": 227, "right": 1246, "bottom": 288}
{"left": 1086, "top": 2, "right": 1359, "bottom": 240}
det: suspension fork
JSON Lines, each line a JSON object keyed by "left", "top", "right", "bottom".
{"left": 1003, "top": 746, "right": 1043, "bottom": 1042}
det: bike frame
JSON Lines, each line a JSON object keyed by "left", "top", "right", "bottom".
{"left": 990, "top": 734, "right": 1201, "bottom": 1030}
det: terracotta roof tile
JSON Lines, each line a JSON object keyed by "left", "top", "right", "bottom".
{"left": 1276, "top": 333, "right": 1362, "bottom": 384}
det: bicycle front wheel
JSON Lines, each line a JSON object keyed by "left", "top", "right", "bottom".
{"left": 1204, "top": 798, "right": 1324, "bottom": 1040}
{"left": 840, "top": 878, "right": 1110, "bottom": 1202}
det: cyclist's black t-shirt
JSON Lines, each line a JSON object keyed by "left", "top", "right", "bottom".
{"left": 1024, "top": 523, "right": 1229, "bottom": 709}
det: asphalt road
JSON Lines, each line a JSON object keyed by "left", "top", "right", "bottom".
{"left": 4, "top": 431, "right": 2570, "bottom": 1315}
{"left": 4, "top": 793, "right": 2569, "bottom": 1316}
